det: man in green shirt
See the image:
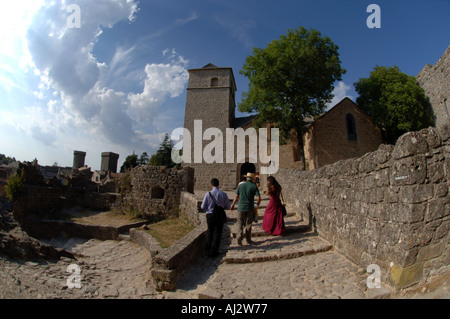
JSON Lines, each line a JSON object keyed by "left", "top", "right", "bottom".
{"left": 230, "top": 172, "right": 261, "bottom": 245}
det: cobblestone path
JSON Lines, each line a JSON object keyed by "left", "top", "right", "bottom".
{"left": 167, "top": 194, "right": 391, "bottom": 299}
{"left": 0, "top": 239, "right": 160, "bottom": 299}
{"left": 1, "top": 194, "right": 449, "bottom": 299}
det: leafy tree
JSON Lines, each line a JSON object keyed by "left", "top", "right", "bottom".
{"left": 6, "top": 173, "right": 25, "bottom": 202}
{"left": 138, "top": 152, "right": 149, "bottom": 165}
{"left": 120, "top": 153, "right": 138, "bottom": 173}
{"left": 149, "top": 133, "right": 176, "bottom": 168}
{"left": 239, "top": 27, "right": 346, "bottom": 169}
{"left": 354, "top": 66, "right": 433, "bottom": 144}
{"left": 0, "top": 154, "right": 16, "bottom": 165}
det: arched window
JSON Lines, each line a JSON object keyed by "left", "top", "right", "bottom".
{"left": 346, "top": 114, "right": 357, "bottom": 141}
{"left": 211, "top": 77, "right": 218, "bottom": 87}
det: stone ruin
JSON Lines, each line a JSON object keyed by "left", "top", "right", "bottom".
{"left": 112, "top": 165, "right": 194, "bottom": 222}
{"left": 1, "top": 159, "right": 201, "bottom": 291}
{"left": 1, "top": 119, "right": 449, "bottom": 293}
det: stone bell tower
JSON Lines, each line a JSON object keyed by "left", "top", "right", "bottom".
{"left": 182, "top": 63, "right": 238, "bottom": 190}
{"left": 184, "top": 63, "right": 237, "bottom": 133}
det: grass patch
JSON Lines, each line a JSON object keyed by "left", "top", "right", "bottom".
{"left": 145, "top": 215, "right": 195, "bottom": 248}
{"left": 37, "top": 206, "right": 145, "bottom": 227}
{"left": 71, "top": 210, "right": 145, "bottom": 226}
{"left": 106, "top": 209, "right": 144, "bottom": 223}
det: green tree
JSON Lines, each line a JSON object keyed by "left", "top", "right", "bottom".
{"left": 239, "top": 27, "right": 346, "bottom": 168}
{"left": 0, "top": 154, "right": 16, "bottom": 165}
{"left": 120, "top": 153, "right": 138, "bottom": 173}
{"left": 149, "top": 133, "right": 176, "bottom": 168}
{"left": 354, "top": 66, "right": 433, "bottom": 144}
{"left": 138, "top": 152, "right": 149, "bottom": 165}
{"left": 6, "top": 172, "right": 25, "bottom": 202}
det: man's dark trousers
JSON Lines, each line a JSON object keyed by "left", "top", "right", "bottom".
{"left": 206, "top": 212, "right": 224, "bottom": 257}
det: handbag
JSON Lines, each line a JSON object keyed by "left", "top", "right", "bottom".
{"left": 208, "top": 192, "right": 227, "bottom": 223}
{"left": 280, "top": 191, "right": 287, "bottom": 217}
{"left": 254, "top": 204, "right": 259, "bottom": 223}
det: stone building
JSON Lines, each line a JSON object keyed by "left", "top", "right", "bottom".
{"left": 304, "top": 97, "right": 383, "bottom": 170}
{"left": 417, "top": 46, "right": 450, "bottom": 128}
{"left": 182, "top": 63, "right": 382, "bottom": 190}
{"left": 101, "top": 152, "right": 120, "bottom": 173}
{"left": 182, "top": 64, "right": 243, "bottom": 190}
{"left": 73, "top": 150, "right": 86, "bottom": 169}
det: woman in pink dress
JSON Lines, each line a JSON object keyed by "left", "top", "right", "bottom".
{"left": 262, "top": 176, "right": 285, "bottom": 236}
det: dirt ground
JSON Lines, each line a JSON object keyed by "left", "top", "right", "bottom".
{"left": 61, "top": 206, "right": 143, "bottom": 227}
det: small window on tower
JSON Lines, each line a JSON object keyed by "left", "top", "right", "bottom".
{"left": 211, "top": 77, "right": 218, "bottom": 87}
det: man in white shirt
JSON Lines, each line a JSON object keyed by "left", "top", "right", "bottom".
{"left": 201, "top": 178, "right": 230, "bottom": 257}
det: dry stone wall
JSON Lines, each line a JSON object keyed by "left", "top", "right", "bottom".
{"left": 179, "top": 191, "right": 202, "bottom": 225}
{"left": 130, "top": 221, "right": 207, "bottom": 291}
{"left": 275, "top": 120, "right": 450, "bottom": 289}
{"left": 113, "top": 166, "right": 194, "bottom": 221}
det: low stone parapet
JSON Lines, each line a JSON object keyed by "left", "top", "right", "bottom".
{"left": 22, "top": 216, "right": 147, "bottom": 241}
{"left": 130, "top": 216, "right": 207, "bottom": 291}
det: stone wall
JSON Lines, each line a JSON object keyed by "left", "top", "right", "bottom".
{"left": 130, "top": 183, "right": 207, "bottom": 291}
{"left": 130, "top": 220, "right": 207, "bottom": 291}
{"left": 12, "top": 186, "right": 118, "bottom": 231}
{"left": 274, "top": 120, "right": 450, "bottom": 289}
{"left": 179, "top": 191, "right": 202, "bottom": 225}
{"left": 113, "top": 166, "right": 195, "bottom": 220}
{"left": 417, "top": 46, "right": 450, "bottom": 128}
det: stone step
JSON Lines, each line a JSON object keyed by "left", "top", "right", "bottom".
{"left": 222, "top": 232, "right": 333, "bottom": 264}
{"left": 227, "top": 214, "right": 310, "bottom": 238}
{"left": 224, "top": 209, "right": 297, "bottom": 222}
{"left": 252, "top": 222, "right": 311, "bottom": 237}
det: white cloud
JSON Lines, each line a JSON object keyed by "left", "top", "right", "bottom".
{"left": 146, "top": 11, "right": 198, "bottom": 39}
{"left": 0, "top": 0, "right": 44, "bottom": 70}
{"left": 25, "top": 0, "right": 139, "bottom": 121}
{"left": 327, "top": 81, "right": 355, "bottom": 109}
{"left": 0, "top": 1, "right": 192, "bottom": 167}
{"left": 214, "top": 13, "right": 256, "bottom": 49}
{"left": 20, "top": 1, "right": 187, "bottom": 154}
{"left": 31, "top": 125, "right": 57, "bottom": 147}
{"left": 127, "top": 53, "right": 189, "bottom": 125}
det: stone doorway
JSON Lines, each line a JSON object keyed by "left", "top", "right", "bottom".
{"left": 236, "top": 162, "right": 256, "bottom": 186}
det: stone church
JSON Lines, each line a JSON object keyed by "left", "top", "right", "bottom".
{"left": 182, "top": 63, "right": 382, "bottom": 191}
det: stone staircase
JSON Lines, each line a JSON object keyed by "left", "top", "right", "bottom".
{"left": 193, "top": 191, "right": 334, "bottom": 265}
{"left": 220, "top": 194, "right": 333, "bottom": 264}
{"left": 174, "top": 191, "right": 392, "bottom": 299}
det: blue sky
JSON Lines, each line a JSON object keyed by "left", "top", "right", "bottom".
{"left": 0, "top": 0, "right": 449, "bottom": 170}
